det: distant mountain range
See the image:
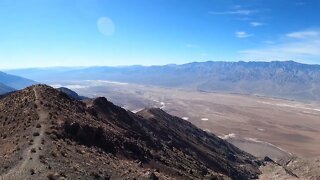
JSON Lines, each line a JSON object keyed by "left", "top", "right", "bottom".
{"left": 0, "top": 71, "right": 36, "bottom": 94}
{"left": 6, "top": 61, "right": 320, "bottom": 101}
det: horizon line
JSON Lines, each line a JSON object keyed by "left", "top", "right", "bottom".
{"left": 2, "top": 60, "right": 318, "bottom": 71}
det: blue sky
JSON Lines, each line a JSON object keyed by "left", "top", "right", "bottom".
{"left": 0, "top": 0, "right": 320, "bottom": 69}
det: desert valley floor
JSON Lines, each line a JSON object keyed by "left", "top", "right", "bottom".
{"left": 52, "top": 80, "right": 320, "bottom": 160}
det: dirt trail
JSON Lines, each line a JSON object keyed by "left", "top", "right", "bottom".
{"left": 0, "top": 87, "right": 48, "bottom": 180}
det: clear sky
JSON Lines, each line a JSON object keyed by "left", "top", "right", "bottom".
{"left": 0, "top": 0, "right": 320, "bottom": 69}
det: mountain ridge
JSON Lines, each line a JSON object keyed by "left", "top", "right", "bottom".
{"left": 0, "top": 84, "right": 263, "bottom": 179}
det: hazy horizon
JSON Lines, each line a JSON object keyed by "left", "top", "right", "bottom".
{"left": 2, "top": 60, "right": 320, "bottom": 71}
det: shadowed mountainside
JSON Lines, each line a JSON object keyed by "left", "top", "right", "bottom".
{"left": 0, "top": 71, "right": 36, "bottom": 91}
{"left": 0, "top": 83, "right": 15, "bottom": 95}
